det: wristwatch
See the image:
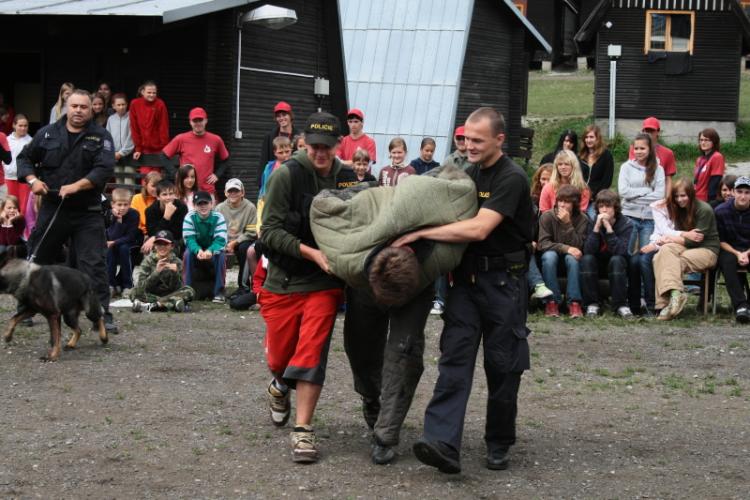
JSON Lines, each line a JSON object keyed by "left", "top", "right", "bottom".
{"left": 28, "top": 177, "right": 39, "bottom": 186}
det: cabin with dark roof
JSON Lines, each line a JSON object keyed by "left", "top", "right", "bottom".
{"left": 575, "top": 0, "right": 750, "bottom": 142}
{"left": 0, "top": 0, "right": 348, "bottom": 198}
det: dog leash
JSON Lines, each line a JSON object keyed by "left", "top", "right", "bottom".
{"left": 28, "top": 195, "right": 65, "bottom": 264}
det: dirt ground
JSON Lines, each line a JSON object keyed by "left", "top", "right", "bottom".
{"left": 1, "top": 293, "right": 748, "bottom": 499}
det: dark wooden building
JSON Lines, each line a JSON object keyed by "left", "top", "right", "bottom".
{"left": 523, "top": 0, "right": 600, "bottom": 69}
{"left": 0, "top": 0, "right": 348, "bottom": 199}
{"left": 575, "top": 0, "right": 750, "bottom": 142}
{"left": 453, "top": 0, "right": 551, "bottom": 157}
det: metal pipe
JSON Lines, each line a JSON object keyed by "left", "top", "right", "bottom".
{"left": 235, "top": 28, "right": 242, "bottom": 139}
{"left": 609, "top": 59, "right": 617, "bottom": 139}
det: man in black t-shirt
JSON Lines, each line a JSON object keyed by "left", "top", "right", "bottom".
{"left": 394, "top": 107, "right": 532, "bottom": 474}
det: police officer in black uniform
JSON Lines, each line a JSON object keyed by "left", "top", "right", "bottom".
{"left": 17, "top": 89, "right": 118, "bottom": 333}
{"left": 393, "top": 107, "right": 533, "bottom": 473}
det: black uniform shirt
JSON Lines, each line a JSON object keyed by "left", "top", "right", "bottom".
{"left": 465, "top": 155, "right": 533, "bottom": 257}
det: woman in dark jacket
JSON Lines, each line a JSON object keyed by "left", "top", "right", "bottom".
{"left": 579, "top": 124, "right": 614, "bottom": 219}
{"left": 540, "top": 129, "right": 578, "bottom": 166}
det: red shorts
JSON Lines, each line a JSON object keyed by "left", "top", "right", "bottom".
{"left": 259, "top": 288, "right": 343, "bottom": 386}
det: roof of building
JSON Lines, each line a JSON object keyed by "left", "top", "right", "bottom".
{"left": 339, "top": 0, "right": 550, "bottom": 173}
{"left": 0, "top": 0, "right": 256, "bottom": 23}
{"left": 575, "top": 0, "right": 750, "bottom": 53}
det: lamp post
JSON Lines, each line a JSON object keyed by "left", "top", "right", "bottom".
{"left": 607, "top": 43, "right": 621, "bottom": 140}
{"left": 235, "top": 5, "right": 297, "bottom": 139}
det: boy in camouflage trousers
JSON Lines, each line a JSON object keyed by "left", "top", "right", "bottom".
{"left": 131, "top": 230, "right": 195, "bottom": 312}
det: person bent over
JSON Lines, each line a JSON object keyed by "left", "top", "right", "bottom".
{"left": 259, "top": 112, "right": 356, "bottom": 463}
{"left": 538, "top": 185, "right": 590, "bottom": 318}
{"left": 131, "top": 230, "right": 194, "bottom": 312}
{"left": 581, "top": 189, "right": 634, "bottom": 318}
{"left": 182, "top": 191, "right": 227, "bottom": 303}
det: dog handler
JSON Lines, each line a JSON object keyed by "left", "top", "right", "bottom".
{"left": 17, "top": 89, "right": 118, "bottom": 334}
{"left": 393, "top": 107, "right": 533, "bottom": 473}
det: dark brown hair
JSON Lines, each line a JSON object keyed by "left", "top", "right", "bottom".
{"left": 667, "top": 178, "right": 697, "bottom": 231}
{"left": 368, "top": 247, "right": 420, "bottom": 306}
{"left": 579, "top": 124, "right": 605, "bottom": 162}
{"left": 698, "top": 127, "right": 721, "bottom": 153}
{"left": 555, "top": 184, "right": 581, "bottom": 215}
{"left": 595, "top": 189, "right": 622, "bottom": 218}
{"left": 175, "top": 164, "right": 196, "bottom": 200}
{"left": 633, "top": 133, "right": 658, "bottom": 186}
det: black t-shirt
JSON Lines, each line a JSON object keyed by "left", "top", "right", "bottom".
{"left": 465, "top": 155, "right": 533, "bottom": 257}
{"left": 67, "top": 129, "right": 82, "bottom": 150}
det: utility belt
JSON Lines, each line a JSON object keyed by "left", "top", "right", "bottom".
{"left": 459, "top": 249, "right": 529, "bottom": 279}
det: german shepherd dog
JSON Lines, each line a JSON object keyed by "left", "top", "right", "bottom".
{"left": 0, "top": 249, "right": 108, "bottom": 361}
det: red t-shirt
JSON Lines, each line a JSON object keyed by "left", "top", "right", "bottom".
{"left": 338, "top": 134, "right": 377, "bottom": 163}
{"left": 628, "top": 143, "right": 677, "bottom": 177}
{"left": 163, "top": 132, "right": 229, "bottom": 193}
{"left": 693, "top": 151, "right": 725, "bottom": 202}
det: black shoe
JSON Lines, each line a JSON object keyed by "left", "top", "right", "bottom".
{"left": 371, "top": 441, "right": 395, "bottom": 465}
{"left": 412, "top": 438, "right": 460, "bottom": 474}
{"left": 362, "top": 398, "right": 380, "bottom": 430}
{"left": 103, "top": 312, "right": 119, "bottom": 335}
{"left": 486, "top": 448, "right": 510, "bottom": 470}
{"left": 735, "top": 306, "right": 750, "bottom": 324}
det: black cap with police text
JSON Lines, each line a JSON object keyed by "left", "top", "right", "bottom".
{"left": 154, "top": 230, "right": 174, "bottom": 244}
{"left": 304, "top": 112, "right": 341, "bottom": 147}
{"left": 193, "top": 191, "right": 212, "bottom": 204}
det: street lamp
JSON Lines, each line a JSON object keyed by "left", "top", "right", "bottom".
{"left": 235, "top": 5, "right": 298, "bottom": 139}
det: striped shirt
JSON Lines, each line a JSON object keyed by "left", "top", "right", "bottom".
{"left": 182, "top": 210, "right": 227, "bottom": 254}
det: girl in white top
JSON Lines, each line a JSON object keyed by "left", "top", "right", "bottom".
{"left": 4, "top": 114, "right": 32, "bottom": 214}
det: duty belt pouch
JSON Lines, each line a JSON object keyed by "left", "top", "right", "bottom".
{"left": 503, "top": 249, "right": 528, "bottom": 275}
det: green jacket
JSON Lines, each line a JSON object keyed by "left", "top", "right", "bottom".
{"left": 133, "top": 251, "right": 184, "bottom": 296}
{"left": 681, "top": 200, "right": 720, "bottom": 254}
{"left": 260, "top": 149, "right": 347, "bottom": 293}
{"left": 310, "top": 165, "right": 478, "bottom": 292}
{"left": 182, "top": 210, "right": 227, "bottom": 254}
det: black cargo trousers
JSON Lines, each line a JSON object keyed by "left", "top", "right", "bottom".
{"left": 343, "top": 285, "right": 433, "bottom": 446}
{"left": 28, "top": 202, "right": 110, "bottom": 313}
{"left": 422, "top": 267, "right": 530, "bottom": 458}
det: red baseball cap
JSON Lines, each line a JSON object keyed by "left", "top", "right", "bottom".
{"left": 347, "top": 108, "right": 364, "bottom": 120}
{"left": 642, "top": 116, "right": 660, "bottom": 131}
{"left": 189, "top": 107, "right": 207, "bottom": 121}
{"left": 454, "top": 126, "right": 465, "bottom": 137}
{"left": 274, "top": 101, "right": 292, "bottom": 114}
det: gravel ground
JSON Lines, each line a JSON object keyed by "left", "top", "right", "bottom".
{"left": 1, "top": 293, "right": 748, "bottom": 499}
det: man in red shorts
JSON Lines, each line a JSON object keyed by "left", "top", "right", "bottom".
{"left": 258, "top": 111, "right": 357, "bottom": 463}
{"left": 162, "top": 107, "right": 229, "bottom": 198}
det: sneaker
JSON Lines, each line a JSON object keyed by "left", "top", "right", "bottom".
{"left": 486, "top": 448, "right": 511, "bottom": 471}
{"left": 173, "top": 299, "right": 186, "bottom": 313}
{"left": 430, "top": 300, "right": 444, "bottom": 315}
{"left": 267, "top": 381, "right": 291, "bottom": 427}
{"left": 132, "top": 300, "right": 145, "bottom": 313}
{"left": 667, "top": 292, "right": 688, "bottom": 319}
{"left": 657, "top": 307, "right": 673, "bottom": 321}
{"left": 290, "top": 426, "right": 318, "bottom": 463}
{"left": 569, "top": 302, "right": 583, "bottom": 319}
{"left": 531, "top": 283, "right": 554, "bottom": 300}
{"left": 371, "top": 440, "right": 395, "bottom": 465}
{"left": 586, "top": 304, "right": 600, "bottom": 317}
{"left": 735, "top": 306, "right": 750, "bottom": 324}
{"left": 212, "top": 295, "right": 226, "bottom": 304}
{"left": 544, "top": 301, "right": 560, "bottom": 318}
{"left": 20, "top": 317, "right": 34, "bottom": 327}
{"left": 617, "top": 306, "right": 634, "bottom": 319}
{"left": 103, "top": 311, "right": 118, "bottom": 334}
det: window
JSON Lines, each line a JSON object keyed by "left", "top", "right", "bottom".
{"left": 644, "top": 10, "right": 695, "bottom": 54}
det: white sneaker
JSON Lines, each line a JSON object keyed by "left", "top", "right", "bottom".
{"left": 586, "top": 304, "right": 600, "bottom": 317}
{"left": 531, "top": 283, "right": 554, "bottom": 300}
{"left": 617, "top": 306, "right": 634, "bottom": 319}
{"left": 430, "top": 301, "right": 444, "bottom": 315}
